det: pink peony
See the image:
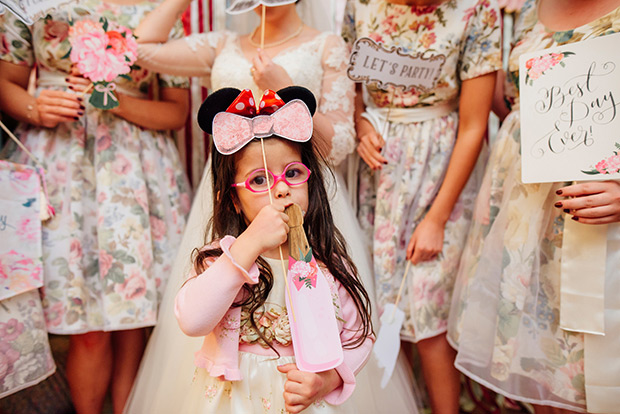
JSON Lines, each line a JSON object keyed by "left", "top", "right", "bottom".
{"left": 149, "top": 216, "right": 167, "bottom": 241}
{"left": 99, "top": 250, "right": 114, "bottom": 278}
{"left": 44, "top": 302, "right": 65, "bottom": 328}
{"left": 116, "top": 272, "right": 147, "bottom": 300}
{"left": 69, "top": 239, "right": 83, "bottom": 265}
{"left": 44, "top": 20, "right": 69, "bottom": 43}
{"left": 606, "top": 154, "right": 620, "bottom": 173}
{"left": 0, "top": 341, "right": 20, "bottom": 381}
{"left": 0, "top": 319, "right": 24, "bottom": 342}
{"left": 113, "top": 154, "right": 132, "bottom": 176}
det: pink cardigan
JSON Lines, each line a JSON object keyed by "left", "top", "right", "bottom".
{"left": 174, "top": 235, "right": 373, "bottom": 405}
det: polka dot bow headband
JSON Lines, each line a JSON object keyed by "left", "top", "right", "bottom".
{"left": 198, "top": 87, "right": 316, "bottom": 155}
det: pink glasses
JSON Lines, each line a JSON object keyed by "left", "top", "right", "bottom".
{"left": 232, "top": 162, "right": 312, "bottom": 193}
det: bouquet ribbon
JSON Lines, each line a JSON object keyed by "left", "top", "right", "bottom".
{"left": 94, "top": 83, "right": 118, "bottom": 107}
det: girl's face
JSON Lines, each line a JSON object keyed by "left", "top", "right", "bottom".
{"left": 233, "top": 139, "right": 309, "bottom": 223}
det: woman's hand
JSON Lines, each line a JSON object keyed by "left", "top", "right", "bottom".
{"left": 251, "top": 49, "right": 293, "bottom": 91}
{"left": 277, "top": 364, "right": 342, "bottom": 413}
{"left": 406, "top": 216, "right": 445, "bottom": 264}
{"left": 356, "top": 117, "right": 386, "bottom": 170}
{"left": 35, "top": 89, "right": 84, "bottom": 128}
{"left": 556, "top": 181, "right": 620, "bottom": 224}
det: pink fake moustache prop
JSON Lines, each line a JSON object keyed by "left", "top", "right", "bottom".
{"left": 211, "top": 89, "right": 313, "bottom": 155}
{"left": 285, "top": 204, "right": 343, "bottom": 372}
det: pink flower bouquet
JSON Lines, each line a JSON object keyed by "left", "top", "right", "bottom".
{"left": 68, "top": 18, "right": 138, "bottom": 109}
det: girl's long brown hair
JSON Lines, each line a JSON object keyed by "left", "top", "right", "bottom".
{"left": 193, "top": 137, "right": 373, "bottom": 350}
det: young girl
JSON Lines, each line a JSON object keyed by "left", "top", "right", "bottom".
{"left": 174, "top": 86, "right": 373, "bottom": 413}
{"left": 343, "top": 0, "right": 501, "bottom": 412}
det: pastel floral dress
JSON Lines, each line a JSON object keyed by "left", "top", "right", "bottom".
{"left": 0, "top": 0, "right": 192, "bottom": 334}
{"left": 342, "top": 0, "right": 501, "bottom": 342}
{"left": 447, "top": 0, "right": 620, "bottom": 410}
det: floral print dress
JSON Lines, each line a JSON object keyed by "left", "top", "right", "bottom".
{"left": 447, "top": 0, "right": 620, "bottom": 411}
{"left": 0, "top": 0, "right": 192, "bottom": 334}
{"left": 342, "top": 0, "right": 501, "bottom": 342}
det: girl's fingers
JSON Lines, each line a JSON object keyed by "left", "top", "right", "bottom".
{"left": 66, "top": 75, "right": 90, "bottom": 85}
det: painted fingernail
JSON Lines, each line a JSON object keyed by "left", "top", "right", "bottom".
{"left": 563, "top": 209, "right": 570, "bottom": 213}
{"left": 556, "top": 189, "right": 563, "bottom": 195}
{"left": 65, "top": 77, "right": 70, "bottom": 82}
{"left": 77, "top": 97, "right": 83, "bottom": 102}
{"left": 554, "top": 202, "right": 562, "bottom": 208}
{"left": 68, "top": 85, "right": 74, "bottom": 90}
{"left": 383, "top": 161, "right": 388, "bottom": 164}
{"left": 77, "top": 111, "right": 84, "bottom": 116}
{"left": 80, "top": 105, "right": 85, "bottom": 110}
{"left": 571, "top": 216, "right": 579, "bottom": 221}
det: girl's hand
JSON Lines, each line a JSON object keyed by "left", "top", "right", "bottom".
{"left": 241, "top": 203, "right": 290, "bottom": 256}
{"left": 556, "top": 181, "right": 620, "bottom": 224}
{"left": 277, "top": 364, "right": 342, "bottom": 413}
{"left": 35, "top": 89, "right": 84, "bottom": 128}
{"left": 406, "top": 216, "right": 445, "bottom": 264}
{"left": 356, "top": 117, "right": 386, "bottom": 170}
{"left": 251, "top": 49, "right": 294, "bottom": 91}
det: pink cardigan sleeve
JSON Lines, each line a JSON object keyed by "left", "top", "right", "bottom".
{"left": 174, "top": 236, "right": 260, "bottom": 337}
{"left": 324, "top": 281, "right": 375, "bottom": 405}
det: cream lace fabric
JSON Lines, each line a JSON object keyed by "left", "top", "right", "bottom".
{"left": 137, "top": 31, "right": 355, "bottom": 165}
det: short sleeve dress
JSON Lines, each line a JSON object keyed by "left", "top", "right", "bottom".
{"left": 0, "top": 0, "right": 192, "bottom": 334}
{"left": 447, "top": 0, "right": 620, "bottom": 411}
{"left": 342, "top": 0, "right": 501, "bottom": 342}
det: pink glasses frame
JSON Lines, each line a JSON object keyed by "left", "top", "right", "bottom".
{"left": 231, "top": 162, "right": 312, "bottom": 193}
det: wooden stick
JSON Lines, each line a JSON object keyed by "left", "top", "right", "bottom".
{"left": 259, "top": 138, "right": 297, "bottom": 323}
{"left": 380, "top": 88, "right": 397, "bottom": 140}
{"left": 260, "top": 5, "right": 266, "bottom": 49}
{"left": 390, "top": 260, "right": 411, "bottom": 321}
{"left": 78, "top": 83, "right": 94, "bottom": 98}
{"left": 0, "top": 120, "right": 44, "bottom": 169}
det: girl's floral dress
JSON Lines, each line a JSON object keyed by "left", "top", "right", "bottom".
{"left": 342, "top": 0, "right": 501, "bottom": 342}
{"left": 0, "top": 0, "right": 192, "bottom": 334}
{"left": 447, "top": 0, "right": 620, "bottom": 411}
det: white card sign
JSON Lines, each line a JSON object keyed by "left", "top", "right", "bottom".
{"left": 0, "top": 0, "right": 76, "bottom": 24}
{"left": 347, "top": 37, "right": 446, "bottom": 92}
{"left": 226, "top": 0, "right": 296, "bottom": 14}
{"left": 520, "top": 33, "right": 620, "bottom": 183}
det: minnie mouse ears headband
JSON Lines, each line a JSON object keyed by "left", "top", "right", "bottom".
{"left": 198, "top": 86, "right": 317, "bottom": 155}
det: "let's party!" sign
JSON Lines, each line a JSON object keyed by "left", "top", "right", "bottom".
{"left": 520, "top": 33, "right": 620, "bottom": 183}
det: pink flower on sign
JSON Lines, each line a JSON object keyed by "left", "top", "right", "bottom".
{"left": 583, "top": 144, "right": 620, "bottom": 175}
{"left": 291, "top": 260, "right": 318, "bottom": 291}
{"left": 525, "top": 52, "right": 573, "bottom": 84}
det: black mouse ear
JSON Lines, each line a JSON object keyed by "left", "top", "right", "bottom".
{"left": 197, "top": 88, "right": 242, "bottom": 134}
{"left": 276, "top": 86, "right": 317, "bottom": 116}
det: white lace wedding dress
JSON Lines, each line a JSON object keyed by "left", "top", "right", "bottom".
{"left": 125, "top": 29, "right": 419, "bottom": 414}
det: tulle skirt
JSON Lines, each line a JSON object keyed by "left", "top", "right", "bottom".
{"left": 447, "top": 110, "right": 620, "bottom": 412}
{"left": 124, "top": 161, "right": 421, "bottom": 413}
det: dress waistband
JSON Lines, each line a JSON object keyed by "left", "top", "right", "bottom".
{"left": 362, "top": 100, "right": 458, "bottom": 126}
{"left": 37, "top": 71, "right": 146, "bottom": 99}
